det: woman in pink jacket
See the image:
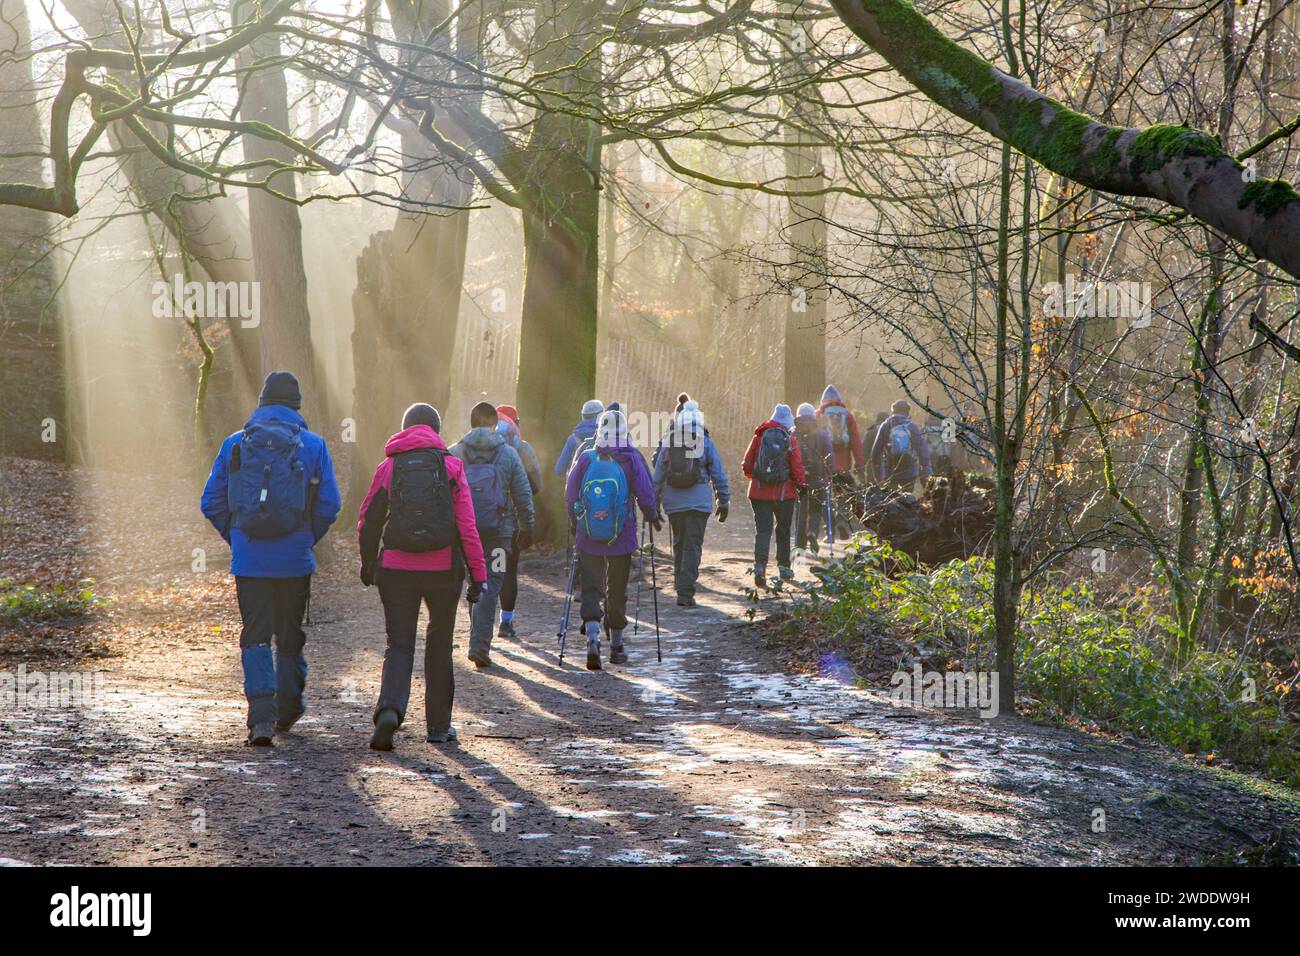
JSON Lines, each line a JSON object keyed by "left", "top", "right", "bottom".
{"left": 357, "top": 404, "right": 487, "bottom": 750}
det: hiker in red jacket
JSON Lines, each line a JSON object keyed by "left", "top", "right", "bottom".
{"left": 742, "top": 403, "right": 806, "bottom": 588}
{"left": 357, "top": 403, "right": 488, "bottom": 751}
{"left": 818, "top": 384, "right": 866, "bottom": 538}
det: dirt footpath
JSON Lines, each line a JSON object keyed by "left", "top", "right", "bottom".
{"left": 1, "top": 459, "right": 1297, "bottom": 866}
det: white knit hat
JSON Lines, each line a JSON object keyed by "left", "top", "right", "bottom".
{"left": 596, "top": 409, "right": 629, "bottom": 446}
{"left": 581, "top": 399, "right": 604, "bottom": 419}
{"left": 796, "top": 402, "right": 816, "bottom": 418}
{"left": 677, "top": 399, "right": 703, "bottom": 430}
{"left": 771, "top": 403, "right": 794, "bottom": 429}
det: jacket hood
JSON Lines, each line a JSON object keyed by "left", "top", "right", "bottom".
{"left": 572, "top": 418, "right": 598, "bottom": 439}
{"left": 821, "top": 384, "right": 842, "bottom": 404}
{"left": 385, "top": 424, "right": 445, "bottom": 456}
{"left": 460, "top": 425, "right": 506, "bottom": 455}
{"left": 246, "top": 403, "right": 308, "bottom": 430}
{"left": 753, "top": 419, "right": 787, "bottom": 437}
{"left": 591, "top": 444, "right": 642, "bottom": 466}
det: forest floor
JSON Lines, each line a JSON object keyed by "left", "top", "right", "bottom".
{"left": 1, "top": 455, "right": 1298, "bottom": 866}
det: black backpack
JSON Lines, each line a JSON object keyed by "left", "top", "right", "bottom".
{"left": 383, "top": 448, "right": 457, "bottom": 552}
{"left": 794, "top": 420, "right": 828, "bottom": 487}
{"left": 665, "top": 440, "right": 702, "bottom": 489}
{"left": 754, "top": 426, "right": 792, "bottom": 485}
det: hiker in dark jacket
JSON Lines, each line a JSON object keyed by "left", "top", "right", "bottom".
{"left": 652, "top": 399, "right": 730, "bottom": 607}
{"left": 493, "top": 404, "right": 540, "bottom": 640}
{"left": 200, "top": 371, "right": 341, "bottom": 747}
{"left": 565, "top": 409, "right": 660, "bottom": 669}
{"left": 450, "top": 402, "right": 535, "bottom": 668}
{"left": 357, "top": 404, "right": 487, "bottom": 749}
{"left": 554, "top": 399, "right": 604, "bottom": 475}
{"left": 742, "top": 403, "right": 806, "bottom": 588}
{"left": 793, "top": 402, "right": 834, "bottom": 553}
{"left": 870, "top": 399, "right": 933, "bottom": 493}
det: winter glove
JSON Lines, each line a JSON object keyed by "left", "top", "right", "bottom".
{"left": 650, "top": 513, "right": 665, "bottom": 533}
{"left": 360, "top": 561, "right": 376, "bottom": 588}
{"left": 716, "top": 502, "right": 729, "bottom": 523}
{"left": 516, "top": 527, "right": 534, "bottom": 552}
{"left": 466, "top": 579, "right": 484, "bottom": 605}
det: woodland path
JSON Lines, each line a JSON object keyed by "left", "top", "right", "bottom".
{"left": 1, "top": 458, "right": 1296, "bottom": 866}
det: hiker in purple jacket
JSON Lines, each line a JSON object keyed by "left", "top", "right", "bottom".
{"left": 564, "top": 409, "right": 661, "bottom": 670}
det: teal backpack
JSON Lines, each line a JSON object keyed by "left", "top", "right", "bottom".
{"left": 576, "top": 451, "right": 629, "bottom": 544}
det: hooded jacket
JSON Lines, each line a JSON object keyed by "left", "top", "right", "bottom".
{"left": 742, "top": 420, "right": 806, "bottom": 501}
{"left": 793, "top": 411, "right": 834, "bottom": 489}
{"left": 449, "top": 426, "right": 535, "bottom": 540}
{"left": 497, "top": 418, "right": 543, "bottom": 495}
{"left": 565, "top": 442, "right": 657, "bottom": 556}
{"left": 201, "top": 404, "right": 341, "bottom": 578}
{"left": 652, "top": 425, "right": 730, "bottom": 515}
{"left": 554, "top": 417, "right": 600, "bottom": 476}
{"left": 356, "top": 425, "right": 487, "bottom": 581}
{"left": 817, "top": 386, "right": 865, "bottom": 473}
{"left": 870, "top": 413, "right": 933, "bottom": 483}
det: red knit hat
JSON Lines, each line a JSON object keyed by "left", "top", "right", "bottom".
{"left": 495, "top": 404, "right": 519, "bottom": 426}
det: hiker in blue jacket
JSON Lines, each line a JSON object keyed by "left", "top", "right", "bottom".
{"left": 870, "top": 399, "right": 933, "bottom": 493}
{"left": 449, "top": 402, "right": 535, "bottom": 668}
{"left": 652, "top": 399, "right": 729, "bottom": 608}
{"left": 554, "top": 399, "right": 604, "bottom": 476}
{"left": 200, "top": 371, "right": 341, "bottom": 746}
{"left": 565, "top": 409, "right": 660, "bottom": 669}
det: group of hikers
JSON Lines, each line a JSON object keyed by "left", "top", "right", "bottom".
{"left": 200, "top": 372, "right": 932, "bottom": 751}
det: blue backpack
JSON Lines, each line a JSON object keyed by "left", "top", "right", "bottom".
{"left": 228, "top": 420, "right": 309, "bottom": 539}
{"left": 576, "top": 451, "right": 629, "bottom": 544}
{"left": 465, "top": 445, "right": 507, "bottom": 535}
{"left": 889, "top": 422, "right": 914, "bottom": 464}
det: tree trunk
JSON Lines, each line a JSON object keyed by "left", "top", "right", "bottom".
{"left": 781, "top": 15, "right": 828, "bottom": 402}
{"left": 235, "top": 2, "right": 322, "bottom": 420}
{"left": 0, "top": 0, "right": 64, "bottom": 460}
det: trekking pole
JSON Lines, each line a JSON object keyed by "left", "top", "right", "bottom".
{"left": 648, "top": 520, "right": 662, "bottom": 663}
{"left": 557, "top": 546, "right": 579, "bottom": 665}
{"left": 633, "top": 520, "right": 646, "bottom": 636}
{"left": 825, "top": 487, "right": 834, "bottom": 556}
{"left": 795, "top": 495, "right": 804, "bottom": 554}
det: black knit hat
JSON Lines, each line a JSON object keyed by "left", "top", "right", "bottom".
{"left": 470, "top": 401, "right": 499, "bottom": 428}
{"left": 258, "top": 371, "right": 301, "bottom": 409}
{"left": 402, "top": 402, "right": 441, "bottom": 433}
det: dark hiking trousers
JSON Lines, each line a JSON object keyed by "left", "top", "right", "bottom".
{"left": 500, "top": 539, "right": 520, "bottom": 613}
{"left": 752, "top": 498, "right": 795, "bottom": 570}
{"left": 470, "top": 534, "right": 509, "bottom": 657}
{"left": 669, "top": 510, "right": 709, "bottom": 600}
{"left": 375, "top": 568, "right": 458, "bottom": 736}
{"left": 236, "top": 575, "right": 311, "bottom": 728}
{"left": 796, "top": 487, "right": 826, "bottom": 548}
{"left": 578, "top": 551, "right": 633, "bottom": 632}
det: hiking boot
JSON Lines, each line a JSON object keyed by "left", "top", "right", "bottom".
{"left": 274, "top": 709, "right": 304, "bottom": 733}
{"left": 468, "top": 649, "right": 492, "bottom": 668}
{"left": 426, "top": 726, "right": 458, "bottom": 744}
{"left": 609, "top": 629, "right": 628, "bottom": 665}
{"left": 247, "top": 723, "right": 274, "bottom": 747}
{"left": 369, "top": 709, "right": 400, "bottom": 752}
{"left": 584, "top": 622, "right": 602, "bottom": 671}
{"left": 753, "top": 566, "right": 767, "bottom": 589}
{"left": 497, "top": 619, "right": 516, "bottom": 640}
{"left": 676, "top": 594, "right": 696, "bottom": 608}
{"left": 779, "top": 566, "right": 795, "bottom": 581}
{"left": 807, "top": 536, "right": 820, "bottom": 554}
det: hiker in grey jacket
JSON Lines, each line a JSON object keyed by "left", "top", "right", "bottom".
{"left": 450, "top": 403, "right": 535, "bottom": 666}
{"left": 494, "top": 405, "right": 541, "bottom": 640}
{"left": 652, "top": 400, "right": 730, "bottom": 607}
{"left": 869, "top": 399, "right": 932, "bottom": 493}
